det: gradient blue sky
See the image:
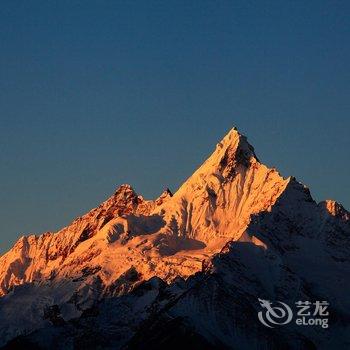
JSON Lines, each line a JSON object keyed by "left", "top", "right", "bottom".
{"left": 1, "top": 1, "right": 349, "bottom": 253}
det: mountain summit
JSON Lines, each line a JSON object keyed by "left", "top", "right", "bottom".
{"left": 0, "top": 128, "right": 349, "bottom": 349}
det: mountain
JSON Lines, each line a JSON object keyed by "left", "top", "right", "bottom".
{"left": 0, "top": 128, "right": 349, "bottom": 349}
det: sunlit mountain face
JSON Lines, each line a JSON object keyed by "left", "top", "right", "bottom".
{"left": 1, "top": 128, "right": 349, "bottom": 349}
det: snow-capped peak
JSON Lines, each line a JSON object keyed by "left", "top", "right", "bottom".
{"left": 196, "top": 127, "right": 257, "bottom": 180}
{"left": 216, "top": 127, "right": 257, "bottom": 161}
{"left": 319, "top": 199, "right": 350, "bottom": 221}
{"left": 1, "top": 127, "right": 349, "bottom": 349}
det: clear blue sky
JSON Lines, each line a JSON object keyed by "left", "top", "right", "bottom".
{"left": 1, "top": 1, "right": 349, "bottom": 253}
